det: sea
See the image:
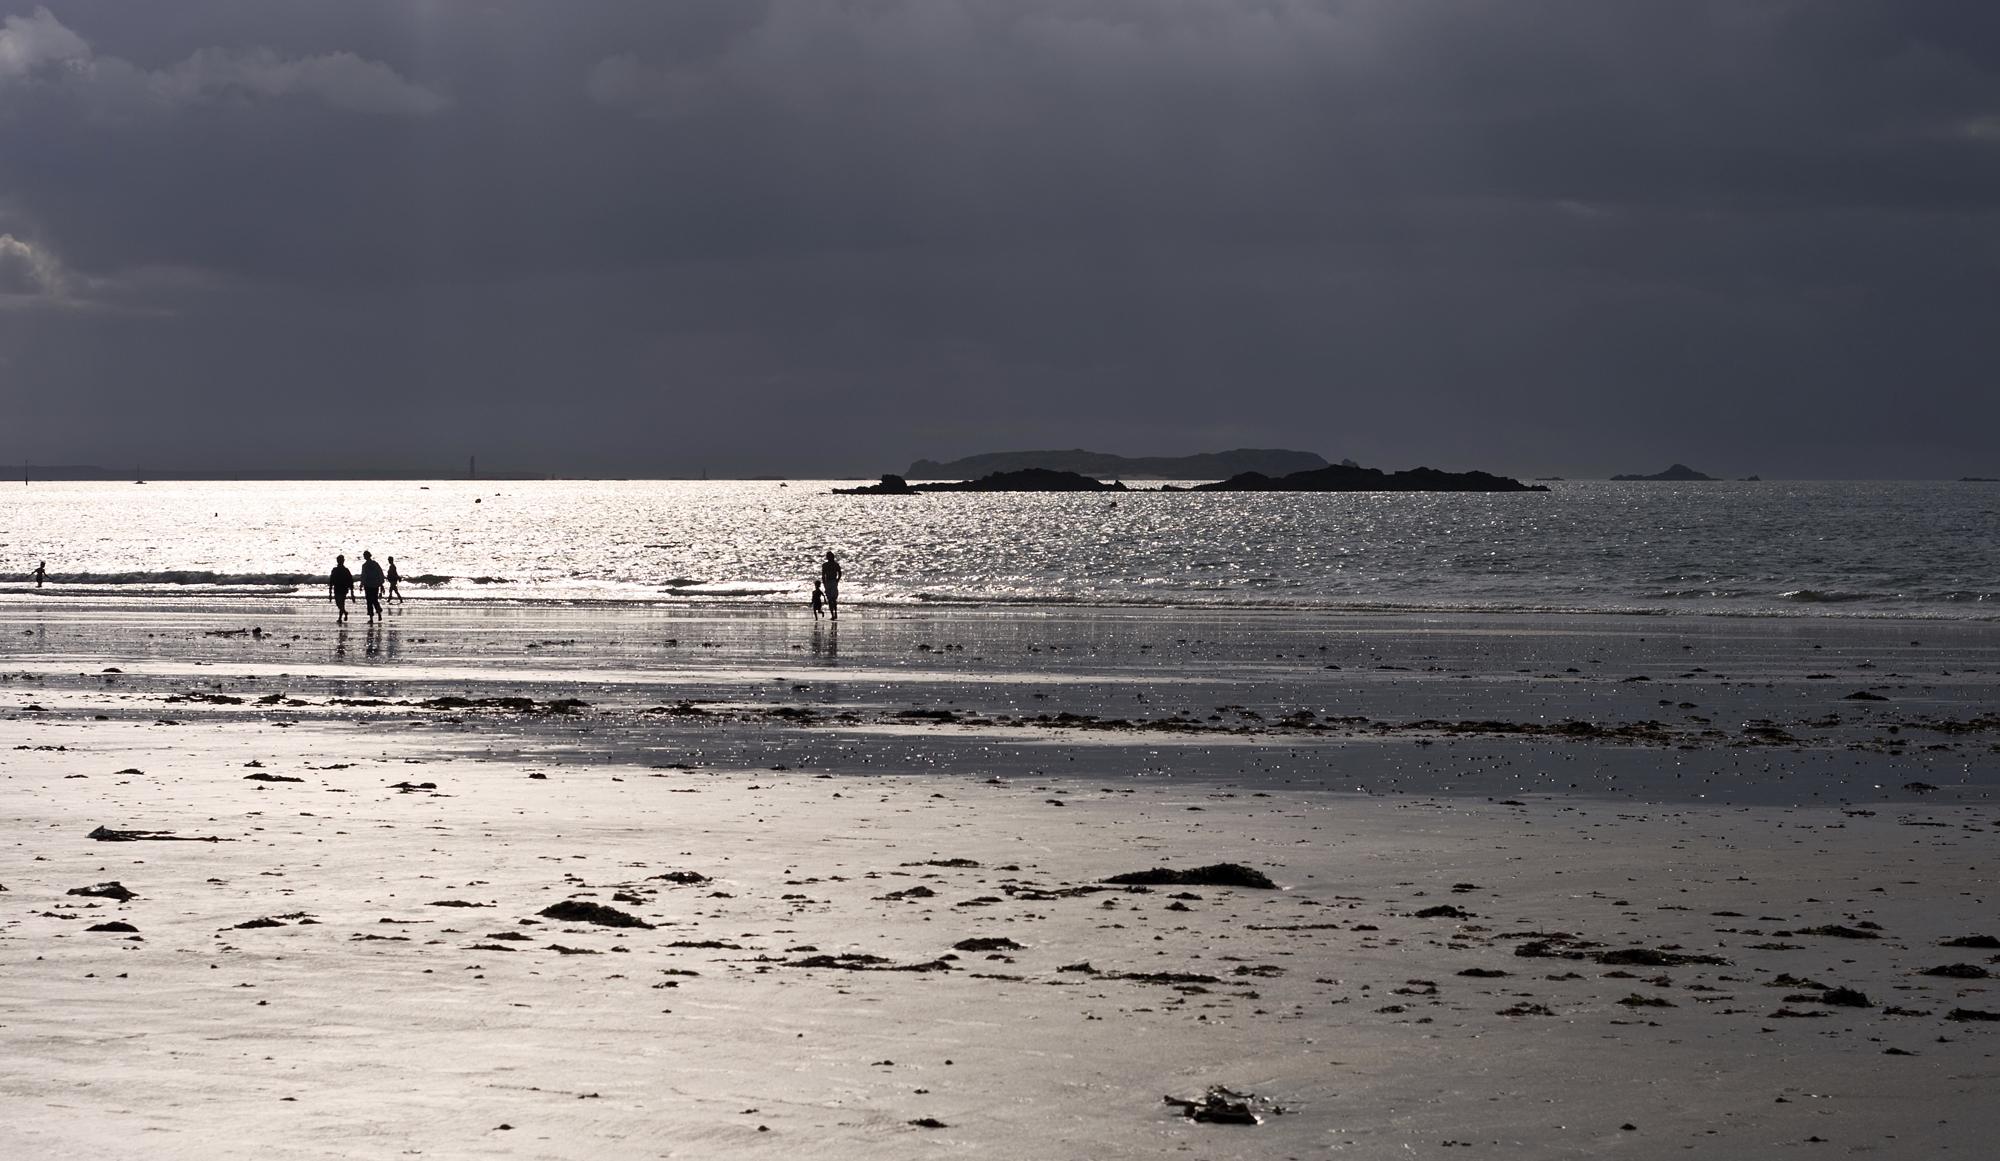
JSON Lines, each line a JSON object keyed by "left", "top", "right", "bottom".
{"left": 1, "top": 479, "right": 1996, "bottom": 620}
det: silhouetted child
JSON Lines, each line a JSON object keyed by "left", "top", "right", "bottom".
{"left": 32, "top": 561, "right": 46, "bottom": 588}
{"left": 386, "top": 556, "right": 403, "bottom": 602}
{"left": 811, "top": 580, "right": 824, "bottom": 619}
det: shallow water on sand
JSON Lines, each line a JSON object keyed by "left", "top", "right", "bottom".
{"left": 5, "top": 603, "right": 1994, "bottom": 807}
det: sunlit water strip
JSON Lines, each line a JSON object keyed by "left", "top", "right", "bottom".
{"left": 2, "top": 479, "right": 1996, "bottom": 619}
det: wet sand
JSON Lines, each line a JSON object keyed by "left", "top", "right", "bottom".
{"left": 3, "top": 600, "right": 1997, "bottom": 1157}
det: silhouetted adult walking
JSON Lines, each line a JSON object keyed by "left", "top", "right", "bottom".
{"left": 32, "top": 561, "right": 46, "bottom": 588}
{"left": 329, "top": 555, "right": 355, "bottom": 623}
{"left": 360, "top": 551, "right": 386, "bottom": 622}
{"left": 820, "top": 551, "right": 842, "bottom": 620}
{"left": 386, "top": 556, "right": 404, "bottom": 602}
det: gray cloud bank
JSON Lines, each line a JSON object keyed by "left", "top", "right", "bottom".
{"left": 3, "top": 1, "right": 1998, "bottom": 478}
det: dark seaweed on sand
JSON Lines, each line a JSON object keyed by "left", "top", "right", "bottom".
{"left": 538, "top": 900, "right": 654, "bottom": 928}
{"left": 1102, "top": 863, "right": 1276, "bottom": 889}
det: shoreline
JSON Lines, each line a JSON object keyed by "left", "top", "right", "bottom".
{"left": 6, "top": 587, "right": 2000, "bottom": 624}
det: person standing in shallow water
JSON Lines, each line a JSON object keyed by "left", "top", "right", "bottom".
{"left": 359, "top": 551, "right": 386, "bottom": 622}
{"left": 819, "top": 551, "right": 842, "bottom": 620}
{"left": 386, "top": 556, "right": 403, "bottom": 603}
{"left": 31, "top": 561, "right": 46, "bottom": 588}
{"left": 810, "top": 579, "right": 824, "bottom": 619}
{"left": 329, "top": 555, "right": 355, "bottom": 623}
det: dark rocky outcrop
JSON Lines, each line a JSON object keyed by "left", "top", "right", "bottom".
{"left": 837, "top": 474, "right": 920, "bottom": 495}
{"left": 847, "top": 460, "right": 1543, "bottom": 494}
{"left": 837, "top": 468, "right": 1127, "bottom": 494}
{"left": 1191, "top": 463, "right": 1545, "bottom": 493}
{"left": 908, "top": 448, "right": 1326, "bottom": 480}
{"left": 1611, "top": 463, "right": 1717, "bottom": 481}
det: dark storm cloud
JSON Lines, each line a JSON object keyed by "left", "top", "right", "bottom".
{"left": 3, "top": 1, "right": 1999, "bottom": 477}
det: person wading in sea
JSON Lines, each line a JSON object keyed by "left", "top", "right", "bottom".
{"left": 329, "top": 555, "right": 355, "bottom": 623}
{"left": 820, "top": 551, "right": 842, "bottom": 620}
{"left": 360, "top": 551, "right": 386, "bottom": 622}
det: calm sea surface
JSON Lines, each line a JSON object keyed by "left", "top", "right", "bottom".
{"left": 1, "top": 480, "right": 1995, "bottom": 619}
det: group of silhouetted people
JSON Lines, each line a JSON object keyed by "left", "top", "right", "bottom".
{"left": 812, "top": 550, "right": 842, "bottom": 619}
{"left": 328, "top": 551, "right": 403, "bottom": 623}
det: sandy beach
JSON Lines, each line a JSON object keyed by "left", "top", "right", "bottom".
{"left": 4, "top": 600, "right": 1997, "bottom": 1158}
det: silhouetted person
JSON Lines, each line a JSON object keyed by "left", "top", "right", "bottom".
{"left": 811, "top": 579, "right": 824, "bottom": 619}
{"left": 820, "top": 551, "right": 842, "bottom": 620}
{"left": 386, "top": 556, "right": 404, "bottom": 602}
{"left": 329, "top": 555, "right": 355, "bottom": 622}
{"left": 32, "top": 561, "right": 46, "bottom": 588}
{"left": 360, "top": 551, "right": 386, "bottom": 622}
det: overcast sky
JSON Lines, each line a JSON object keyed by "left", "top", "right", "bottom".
{"left": 3, "top": 1, "right": 1996, "bottom": 478}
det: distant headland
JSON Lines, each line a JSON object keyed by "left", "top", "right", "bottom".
{"left": 1610, "top": 463, "right": 1717, "bottom": 481}
{"left": 906, "top": 448, "right": 1329, "bottom": 480}
{"left": 836, "top": 462, "right": 1547, "bottom": 495}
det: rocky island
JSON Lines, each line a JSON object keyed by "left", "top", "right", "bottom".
{"left": 835, "top": 470, "right": 1125, "bottom": 494}
{"left": 1188, "top": 463, "right": 1547, "bottom": 493}
{"left": 907, "top": 448, "right": 1327, "bottom": 480}
{"left": 837, "top": 462, "right": 1544, "bottom": 494}
{"left": 1611, "top": 463, "right": 1717, "bottom": 481}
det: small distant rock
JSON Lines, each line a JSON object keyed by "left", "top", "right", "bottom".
{"left": 86, "top": 921, "right": 139, "bottom": 933}
{"left": 1843, "top": 690, "right": 1889, "bottom": 701}
{"left": 67, "top": 882, "right": 136, "bottom": 902}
